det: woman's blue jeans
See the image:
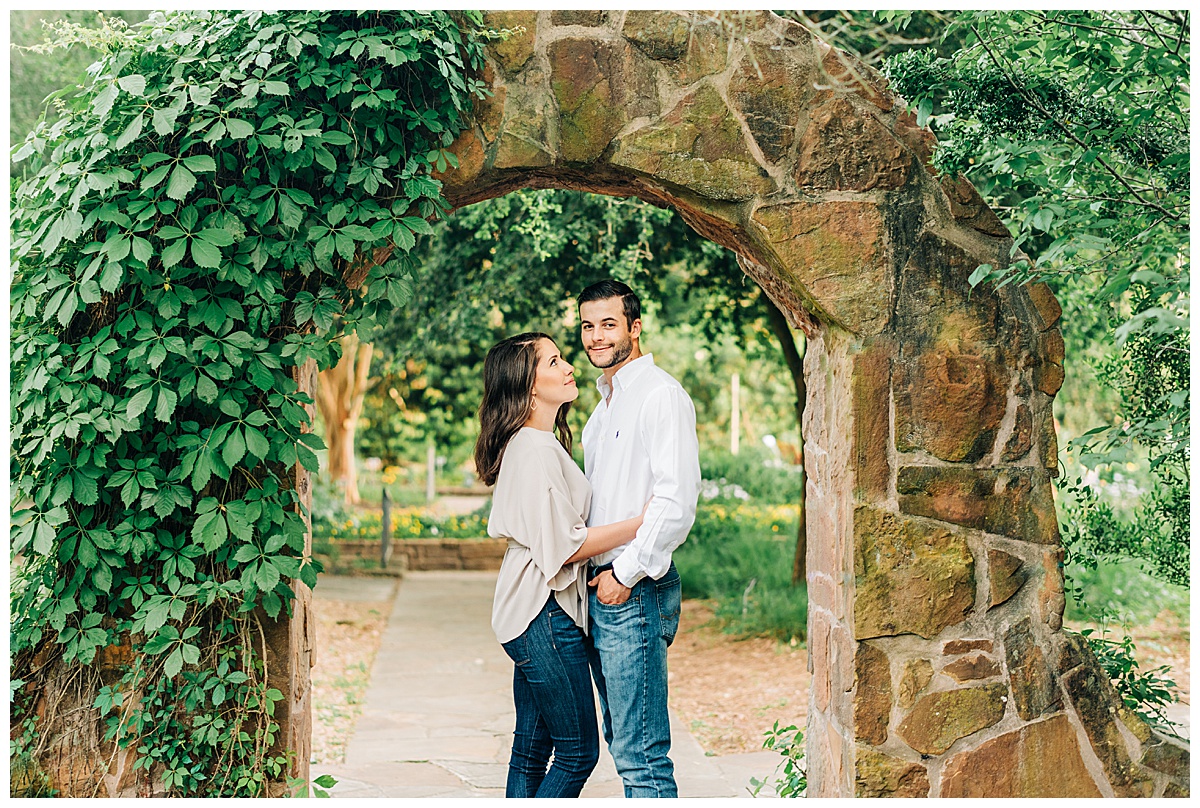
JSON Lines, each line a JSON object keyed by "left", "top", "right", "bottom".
{"left": 500, "top": 596, "right": 599, "bottom": 798}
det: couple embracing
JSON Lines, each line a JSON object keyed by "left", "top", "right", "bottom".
{"left": 475, "top": 280, "right": 701, "bottom": 798}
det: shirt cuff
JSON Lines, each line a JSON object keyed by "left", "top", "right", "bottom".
{"left": 611, "top": 554, "right": 645, "bottom": 589}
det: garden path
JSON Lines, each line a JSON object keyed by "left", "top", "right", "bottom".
{"left": 313, "top": 570, "right": 775, "bottom": 798}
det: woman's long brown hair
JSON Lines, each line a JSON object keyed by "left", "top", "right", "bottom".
{"left": 474, "top": 332, "right": 573, "bottom": 486}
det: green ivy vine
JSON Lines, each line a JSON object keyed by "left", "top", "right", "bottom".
{"left": 10, "top": 10, "right": 494, "bottom": 796}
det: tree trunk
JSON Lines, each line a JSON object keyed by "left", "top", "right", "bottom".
{"left": 761, "top": 293, "right": 808, "bottom": 585}
{"left": 314, "top": 332, "right": 375, "bottom": 506}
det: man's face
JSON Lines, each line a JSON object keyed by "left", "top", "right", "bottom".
{"left": 579, "top": 297, "right": 640, "bottom": 370}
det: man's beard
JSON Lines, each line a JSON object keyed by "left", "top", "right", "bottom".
{"left": 588, "top": 335, "right": 633, "bottom": 369}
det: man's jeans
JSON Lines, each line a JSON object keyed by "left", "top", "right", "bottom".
{"left": 587, "top": 562, "right": 683, "bottom": 798}
{"left": 500, "top": 596, "right": 600, "bottom": 798}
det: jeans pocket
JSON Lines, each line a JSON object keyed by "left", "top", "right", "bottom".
{"left": 502, "top": 636, "right": 532, "bottom": 667}
{"left": 655, "top": 576, "right": 682, "bottom": 644}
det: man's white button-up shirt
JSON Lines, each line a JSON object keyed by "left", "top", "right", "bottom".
{"left": 581, "top": 353, "right": 700, "bottom": 587}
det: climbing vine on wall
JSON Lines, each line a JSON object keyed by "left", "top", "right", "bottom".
{"left": 10, "top": 10, "right": 492, "bottom": 795}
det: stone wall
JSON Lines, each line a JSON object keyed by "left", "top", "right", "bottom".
{"left": 433, "top": 10, "right": 1189, "bottom": 797}
{"left": 320, "top": 538, "right": 506, "bottom": 571}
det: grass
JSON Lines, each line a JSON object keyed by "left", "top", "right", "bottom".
{"left": 674, "top": 497, "right": 807, "bottom": 643}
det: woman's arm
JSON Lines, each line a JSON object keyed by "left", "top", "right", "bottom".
{"left": 564, "top": 502, "right": 648, "bottom": 564}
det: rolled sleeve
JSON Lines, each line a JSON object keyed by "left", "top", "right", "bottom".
{"left": 612, "top": 386, "right": 700, "bottom": 587}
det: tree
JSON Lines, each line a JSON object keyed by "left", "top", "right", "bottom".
{"left": 315, "top": 332, "right": 375, "bottom": 504}
{"left": 882, "top": 11, "right": 1189, "bottom": 584}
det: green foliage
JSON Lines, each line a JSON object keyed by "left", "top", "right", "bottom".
{"left": 748, "top": 721, "right": 806, "bottom": 797}
{"left": 10, "top": 9, "right": 491, "bottom": 794}
{"left": 1074, "top": 628, "right": 1181, "bottom": 734}
{"left": 674, "top": 489, "right": 805, "bottom": 642}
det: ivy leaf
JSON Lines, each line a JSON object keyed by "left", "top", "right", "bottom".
{"left": 263, "top": 81, "right": 290, "bottom": 96}
{"left": 195, "top": 373, "right": 219, "bottom": 403}
{"left": 33, "top": 518, "right": 57, "bottom": 556}
{"left": 115, "top": 112, "right": 145, "bottom": 150}
{"left": 126, "top": 387, "right": 154, "bottom": 420}
{"left": 256, "top": 560, "right": 281, "bottom": 592}
{"left": 226, "top": 118, "right": 255, "bottom": 139}
{"left": 192, "top": 508, "right": 228, "bottom": 552}
{"left": 99, "top": 262, "right": 123, "bottom": 293}
{"left": 166, "top": 164, "right": 197, "bottom": 201}
{"left": 233, "top": 544, "right": 259, "bottom": 564}
{"left": 182, "top": 155, "right": 217, "bottom": 173}
{"left": 141, "top": 164, "right": 171, "bottom": 190}
{"left": 117, "top": 74, "right": 147, "bottom": 96}
{"left": 191, "top": 238, "right": 224, "bottom": 268}
{"left": 165, "top": 646, "right": 184, "bottom": 678}
{"left": 162, "top": 238, "right": 188, "bottom": 269}
{"left": 244, "top": 426, "right": 270, "bottom": 462}
{"left": 155, "top": 388, "right": 179, "bottom": 422}
{"left": 222, "top": 427, "right": 246, "bottom": 469}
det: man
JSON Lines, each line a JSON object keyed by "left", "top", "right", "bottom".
{"left": 577, "top": 279, "right": 701, "bottom": 798}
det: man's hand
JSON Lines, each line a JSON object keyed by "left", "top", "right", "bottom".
{"left": 589, "top": 569, "right": 632, "bottom": 605}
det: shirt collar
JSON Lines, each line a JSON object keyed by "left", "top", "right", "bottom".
{"left": 595, "top": 353, "right": 655, "bottom": 398}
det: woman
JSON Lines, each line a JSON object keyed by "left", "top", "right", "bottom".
{"left": 476, "top": 332, "right": 644, "bottom": 798}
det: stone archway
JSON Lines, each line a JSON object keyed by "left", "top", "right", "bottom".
{"left": 406, "top": 9, "right": 1188, "bottom": 798}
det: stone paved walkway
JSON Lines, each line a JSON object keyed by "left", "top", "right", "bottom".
{"left": 314, "top": 571, "right": 779, "bottom": 798}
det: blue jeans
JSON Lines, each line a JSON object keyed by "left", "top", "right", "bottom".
{"left": 587, "top": 562, "right": 682, "bottom": 798}
{"left": 500, "top": 596, "right": 599, "bottom": 798}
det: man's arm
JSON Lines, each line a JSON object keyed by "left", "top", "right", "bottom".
{"left": 610, "top": 384, "right": 700, "bottom": 590}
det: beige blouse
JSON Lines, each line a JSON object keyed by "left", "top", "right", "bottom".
{"left": 489, "top": 427, "right": 592, "bottom": 644}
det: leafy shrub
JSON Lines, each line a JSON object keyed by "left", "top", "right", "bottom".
{"left": 749, "top": 721, "right": 806, "bottom": 797}
{"left": 699, "top": 446, "right": 803, "bottom": 502}
{"left": 675, "top": 502, "right": 806, "bottom": 641}
{"left": 1074, "top": 627, "right": 1181, "bottom": 734}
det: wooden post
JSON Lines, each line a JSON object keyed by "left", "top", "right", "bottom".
{"left": 426, "top": 438, "right": 436, "bottom": 504}
{"left": 731, "top": 372, "right": 741, "bottom": 455}
{"left": 381, "top": 487, "right": 392, "bottom": 569}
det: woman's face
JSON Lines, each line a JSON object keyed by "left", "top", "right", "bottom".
{"left": 531, "top": 338, "right": 578, "bottom": 411}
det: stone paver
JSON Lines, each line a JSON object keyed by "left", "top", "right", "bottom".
{"left": 315, "top": 570, "right": 755, "bottom": 798}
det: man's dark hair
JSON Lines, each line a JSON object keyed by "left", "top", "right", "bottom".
{"left": 578, "top": 280, "right": 641, "bottom": 328}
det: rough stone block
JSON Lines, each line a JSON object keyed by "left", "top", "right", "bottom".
{"left": 795, "top": 96, "right": 911, "bottom": 191}
{"left": 854, "top": 745, "right": 929, "bottom": 797}
{"left": 622, "top": 10, "right": 727, "bottom": 84}
{"left": 1001, "top": 403, "right": 1033, "bottom": 461}
{"left": 853, "top": 505, "right": 975, "bottom": 640}
{"left": 893, "top": 347, "right": 1007, "bottom": 462}
{"left": 1061, "top": 655, "right": 1150, "bottom": 795}
{"left": 943, "top": 652, "right": 1002, "bottom": 682}
{"left": 988, "top": 548, "right": 1027, "bottom": 608}
{"left": 1026, "top": 282, "right": 1062, "bottom": 331}
{"left": 550, "top": 38, "right": 657, "bottom": 164}
{"left": 728, "top": 42, "right": 812, "bottom": 164}
{"left": 897, "top": 682, "right": 1008, "bottom": 755}
{"left": 898, "top": 658, "right": 933, "bottom": 709}
{"left": 750, "top": 200, "right": 891, "bottom": 335}
{"left": 1034, "top": 361, "right": 1065, "bottom": 396}
{"left": 1004, "top": 617, "right": 1061, "bottom": 720}
{"left": 852, "top": 337, "right": 892, "bottom": 503}
{"left": 818, "top": 44, "right": 894, "bottom": 111}
{"left": 939, "top": 714, "right": 1103, "bottom": 797}
{"left": 854, "top": 641, "right": 892, "bottom": 745}
{"left": 552, "top": 10, "right": 607, "bottom": 27}
{"left": 485, "top": 12, "right": 537, "bottom": 74}
{"left": 612, "top": 82, "right": 772, "bottom": 200}
{"left": 943, "top": 638, "right": 994, "bottom": 655}
{"left": 896, "top": 466, "right": 1060, "bottom": 545}
{"left": 939, "top": 174, "right": 1010, "bottom": 238}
